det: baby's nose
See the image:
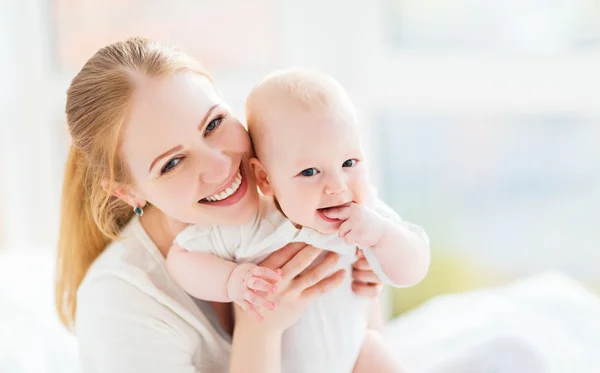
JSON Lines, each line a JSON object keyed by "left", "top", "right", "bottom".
{"left": 324, "top": 175, "right": 347, "bottom": 195}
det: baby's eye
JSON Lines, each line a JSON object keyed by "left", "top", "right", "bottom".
{"left": 161, "top": 157, "right": 181, "bottom": 174}
{"left": 300, "top": 168, "right": 319, "bottom": 177}
{"left": 342, "top": 159, "right": 357, "bottom": 168}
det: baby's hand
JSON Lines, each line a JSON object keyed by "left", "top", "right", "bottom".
{"left": 322, "top": 203, "right": 388, "bottom": 248}
{"left": 227, "top": 263, "right": 282, "bottom": 322}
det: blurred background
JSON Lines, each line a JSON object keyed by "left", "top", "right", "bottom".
{"left": 1, "top": 0, "right": 599, "bottom": 372}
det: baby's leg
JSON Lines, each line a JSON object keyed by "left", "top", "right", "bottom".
{"left": 353, "top": 329, "right": 410, "bottom": 373}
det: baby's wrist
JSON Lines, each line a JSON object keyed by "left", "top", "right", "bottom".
{"left": 371, "top": 220, "right": 395, "bottom": 249}
{"left": 226, "top": 263, "right": 256, "bottom": 302}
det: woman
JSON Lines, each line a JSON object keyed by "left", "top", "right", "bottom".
{"left": 55, "top": 37, "right": 386, "bottom": 372}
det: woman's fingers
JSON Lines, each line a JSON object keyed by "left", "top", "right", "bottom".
{"left": 291, "top": 251, "right": 340, "bottom": 291}
{"left": 243, "top": 300, "right": 264, "bottom": 322}
{"left": 352, "top": 257, "right": 371, "bottom": 271}
{"left": 302, "top": 269, "right": 346, "bottom": 300}
{"left": 258, "top": 242, "right": 307, "bottom": 270}
{"left": 279, "top": 245, "right": 323, "bottom": 280}
{"left": 351, "top": 269, "right": 380, "bottom": 284}
{"left": 351, "top": 282, "right": 383, "bottom": 298}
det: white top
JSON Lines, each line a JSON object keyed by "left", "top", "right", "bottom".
{"left": 176, "top": 194, "right": 429, "bottom": 287}
{"left": 76, "top": 217, "right": 231, "bottom": 373}
{"left": 175, "top": 194, "right": 428, "bottom": 373}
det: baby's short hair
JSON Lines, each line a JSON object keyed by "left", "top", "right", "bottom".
{"left": 247, "top": 67, "right": 355, "bottom": 114}
{"left": 246, "top": 68, "right": 357, "bottom": 158}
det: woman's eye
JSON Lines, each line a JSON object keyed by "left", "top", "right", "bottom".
{"left": 205, "top": 116, "right": 223, "bottom": 134}
{"left": 300, "top": 168, "right": 319, "bottom": 177}
{"left": 161, "top": 157, "right": 181, "bottom": 174}
{"left": 342, "top": 159, "right": 357, "bottom": 167}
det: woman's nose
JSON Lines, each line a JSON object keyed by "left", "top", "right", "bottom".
{"left": 197, "top": 149, "right": 232, "bottom": 184}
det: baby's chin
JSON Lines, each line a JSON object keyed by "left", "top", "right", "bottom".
{"left": 306, "top": 219, "right": 342, "bottom": 236}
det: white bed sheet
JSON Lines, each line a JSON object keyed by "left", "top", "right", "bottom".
{"left": 384, "top": 272, "right": 600, "bottom": 373}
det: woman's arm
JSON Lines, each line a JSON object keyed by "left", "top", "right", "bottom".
{"left": 77, "top": 276, "right": 202, "bottom": 373}
{"left": 230, "top": 315, "right": 283, "bottom": 373}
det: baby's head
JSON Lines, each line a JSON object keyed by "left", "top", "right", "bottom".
{"left": 246, "top": 68, "right": 371, "bottom": 234}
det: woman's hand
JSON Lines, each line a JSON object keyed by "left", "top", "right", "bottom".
{"left": 351, "top": 250, "right": 384, "bottom": 298}
{"left": 234, "top": 242, "right": 346, "bottom": 333}
{"left": 230, "top": 243, "right": 346, "bottom": 373}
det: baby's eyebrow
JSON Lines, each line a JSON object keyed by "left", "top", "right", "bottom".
{"left": 294, "top": 158, "right": 315, "bottom": 169}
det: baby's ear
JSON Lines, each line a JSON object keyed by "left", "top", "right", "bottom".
{"left": 249, "top": 157, "right": 274, "bottom": 196}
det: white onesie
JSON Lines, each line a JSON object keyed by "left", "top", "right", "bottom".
{"left": 176, "top": 194, "right": 428, "bottom": 373}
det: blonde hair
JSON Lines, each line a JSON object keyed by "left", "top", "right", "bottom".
{"left": 245, "top": 68, "right": 357, "bottom": 156}
{"left": 56, "top": 37, "right": 212, "bottom": 330}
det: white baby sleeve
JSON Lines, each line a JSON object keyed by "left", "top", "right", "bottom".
{"left": 357, "top": 191, "right": 430, "bottom": 287}
{"left": 372, "top": 196, "right": 430, "bottom": 248}
{"left": 175, "top": 225, "right": 239, "bottom": 262}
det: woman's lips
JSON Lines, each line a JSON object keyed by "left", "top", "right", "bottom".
{"left": 197, "top": 165, "right": 249, "bottom": 207}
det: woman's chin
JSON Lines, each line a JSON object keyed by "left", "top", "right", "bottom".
{"left": 209, "top": 191, "right": 259, "bottom": 225}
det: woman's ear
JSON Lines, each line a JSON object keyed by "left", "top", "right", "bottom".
{"left": 101, "top": 179, "right": 146, "bottom": 209}
{"left": 249, "top": 157, "right": 274, "bottom": 196}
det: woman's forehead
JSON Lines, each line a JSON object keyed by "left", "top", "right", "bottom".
{"left": 126, "top": 72, "right": 218, "bottom": 132}
{"left": 130, "top": 72, "right": 218, "bottom": 116}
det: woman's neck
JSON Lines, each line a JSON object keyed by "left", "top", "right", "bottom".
{"left": 139, "top": 205, "right": 189, "bottom": 258}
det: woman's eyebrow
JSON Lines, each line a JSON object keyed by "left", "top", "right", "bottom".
{"left": 197, "top": 104, "right": 220, "bottom": 131}
{"left": 148, "top": 145, "right": 183, "bottom": 173}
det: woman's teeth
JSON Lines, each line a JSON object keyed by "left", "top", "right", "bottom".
{"left": 202, "top": 171, "right": 242, "bottom": 202}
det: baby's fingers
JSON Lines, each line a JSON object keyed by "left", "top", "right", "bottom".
{"left": 252, "top": 266, "right": 282, "bottom": 282}
{"left": 247, "top": 276, "right": 279, "bottom": 293}
{"left": 244, "top": 289, "right": 277, "bottom": 311}
{"left": 339, "top": 220, "right": 353, "bottom": 240}
{"left": 321, "top": 204, "right": 353, "bottom": 220}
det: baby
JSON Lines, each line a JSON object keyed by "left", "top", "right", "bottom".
{"left": 167, "top": 68, "right": 430, "bottom": 373}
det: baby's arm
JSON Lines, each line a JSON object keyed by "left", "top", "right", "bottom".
{"left": 165, "top": 244, "right": 281, "bottom": 320}
{"left": 322, "top": 202, "right": 430, "bottom": 287}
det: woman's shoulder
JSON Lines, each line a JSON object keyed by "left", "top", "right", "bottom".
{"left": 78, "top": 218, "right": 164, "bottom": 309}
{"left": 88, "top": 217, "right": 162, "bottom": 272}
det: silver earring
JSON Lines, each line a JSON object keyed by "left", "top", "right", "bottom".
{"left": 133, "top": 205, "right": 144, "bottom": 217}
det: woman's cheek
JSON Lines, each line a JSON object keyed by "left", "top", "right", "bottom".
{"left": 230, "top": 121, "right": 253, "bottom": 153}
{"left": 161, "top": 173, "right": 195, "bottom": 203}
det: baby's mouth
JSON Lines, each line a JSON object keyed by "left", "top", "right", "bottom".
{"left": 317, "top": 202, "right": 352, "bottom": 222}
{"left": 317, "top": 202, "right": 352, "bottom": 213}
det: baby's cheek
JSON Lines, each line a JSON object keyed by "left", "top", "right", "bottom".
{"left": 281, "top": 194, "right": 307, "bottom": 219}
{"left": 351, "top": 180, "right": 371, "bottom": 205}
{"left": 276, "top": 188, "right": 311, "bottom": 223}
